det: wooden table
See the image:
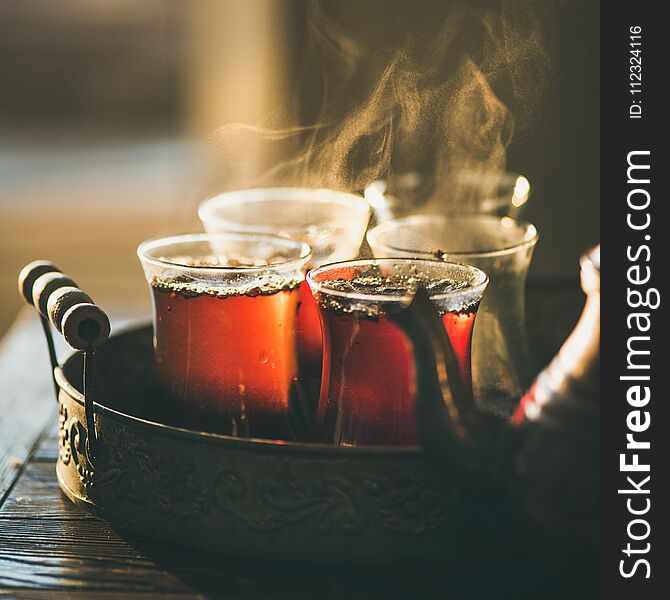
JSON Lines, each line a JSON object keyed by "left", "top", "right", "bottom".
{"left": 0, "top": 285, "right": 596, "bottom": 598}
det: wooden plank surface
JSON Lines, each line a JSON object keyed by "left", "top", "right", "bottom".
{"left": 0, "top": 285, "right": 594, "bottom": 598}
{"left": 0, "top": 311, "right": 57, "bottom": 505}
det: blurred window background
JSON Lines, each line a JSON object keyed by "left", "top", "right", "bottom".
{"left": 0, "top": 0, "right": 598, "bottom": 336}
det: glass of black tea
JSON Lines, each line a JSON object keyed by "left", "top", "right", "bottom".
{"left": 138, "top": 233, "right": 310, "bottom": 439}
{"left": 367, "top": 214, "right": 538, "bottom": 415}
{"left": 307, "top": 258, "right": 488, "bottom": 446}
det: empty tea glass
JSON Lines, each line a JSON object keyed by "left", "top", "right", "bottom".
{"left": 199, "top": 187, "right": 371, "bottom": 380}
{"left": 367, "top": 214, "right": 538, "bottom": 415}
{"left": 138, "top": 232, "right": 310, "bottom": 439}
{"left": 307, "top": 258, "right": 488, "bottom": 446}
{"left": 364, "top": 170, "right": 531, "bottom": 223}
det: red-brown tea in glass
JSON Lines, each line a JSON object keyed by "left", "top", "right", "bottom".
{"left": 151, "top": 280, "right": 300, "bottom": 438}
{"left": 295, "top": 280, "right": 323, "bottom": 375}
{"left": 308, "top": 260, "right": 487, "bottom": 446}
{"left": 138, "top": 233, "right": 309, "bottom": 439}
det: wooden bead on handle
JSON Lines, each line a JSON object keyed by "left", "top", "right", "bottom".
{"left": 47, "top": 286, "right": 93, "bottom": 333}
{"left": 18, "top": 261, "right": 61, "bottom": 305}
{"left": 61, "top": 303, "right": 111, "bottom": 350}
{"left": 32, "top": 273, "right": 77, "bottom": 318}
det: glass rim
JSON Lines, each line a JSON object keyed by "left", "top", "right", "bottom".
{"left": 198, "top": 187, "right": 371, "bottom": 233}
{"left": 365, "top": 169, "right": 531, "bottom": 209}
{"left": 367, "top": 214, "right": 539, "bottom": 259}
{"left": 137, "top": 232, "right": 311, "bottom": 273}
{"left": 307, "top": 257, "right": 488, "bottom": 305}
{"left": 366, "top": 168, "right": 530, "bottom": 186}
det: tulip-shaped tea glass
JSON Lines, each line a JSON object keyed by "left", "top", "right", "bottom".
{"left": 138, "top": 233, "right": 310, "bottom": 439}
{"left": 364, "top": 170, "right": 531, "bottom": 223}
{"left": 199, "top": 188, "right": 371, "bottom": 380}
{"left": 367, "top": 215, "right": 538, "bottom": 415}
{"left": 307, "top": 258, "right": 488, "bottom": 446}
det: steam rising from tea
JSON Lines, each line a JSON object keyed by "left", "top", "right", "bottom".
{"left": 210, "top": 0, "right": 558, "bottom": 209}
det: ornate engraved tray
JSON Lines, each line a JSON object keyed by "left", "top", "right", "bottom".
{"left": 54, "top": 325, "right": 524, "bottom": 562}
{"left": 19, "top": 260, "right": 525, "bottom": 563}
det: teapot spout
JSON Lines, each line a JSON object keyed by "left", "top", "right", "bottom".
{"left": 395, "top": 246, "right": 600, "bottom": 543}
{"left": 393, "top": 288, "right": 511, "bottom": 480}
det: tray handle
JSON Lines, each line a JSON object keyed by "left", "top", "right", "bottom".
{"left": 18, "top": 261, "right": 111, "bottom": 458}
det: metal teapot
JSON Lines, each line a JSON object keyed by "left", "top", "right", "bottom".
{"left": 394, "top": 245, "right": 600, "bottom": 544}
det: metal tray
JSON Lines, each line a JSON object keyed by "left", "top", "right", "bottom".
{"left": 54, "top": 323, "right": 523, "bottom": 562}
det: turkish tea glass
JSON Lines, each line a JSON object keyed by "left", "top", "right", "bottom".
{"left": 364, "top": 170, "right": 531, "bottom": 223}
{"left": 307, "top": 258, "right": 488, "bottom": 446}
{"left": 138, "top": 232, "right": 310, "bottom": 439}
{"left": 367, "top": 214, "right": 538, "bottom": 415}
{"left": 199, "top": 187, "right": 371, "bottom": 380}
